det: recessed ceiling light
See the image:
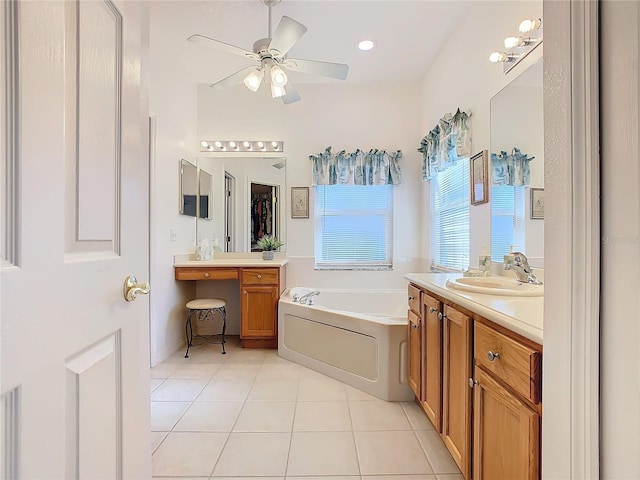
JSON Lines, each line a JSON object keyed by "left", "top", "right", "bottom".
{"left": 358, "top": 40, "right": 375, "bottom": 52}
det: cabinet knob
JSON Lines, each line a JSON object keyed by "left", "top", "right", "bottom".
{"left": 257, "top": 274, "right": 262, "bottom": 279}
{"left": 437, "top": 312, "right": 444, "bottom": 320}
{"left": 412, "top": 323, "right": 419, "bottom": 330}
{"left": 469, "top": 378, "right": 479, "bottom": 388}
{"left": 243, "top": 290, "right": 247, "bottom": 295}
{"left": 408, "top": 295, "right": 414, "bottom": 301}
{"left": 204, "top": 272, "right": 210, "bottom": 278}
{"left": 487, "top": 351, "right": 500, "bottom": 362}
{"left": 429, "top": 307, "right": 436, "bottom": 314}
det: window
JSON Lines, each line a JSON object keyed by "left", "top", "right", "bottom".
{"left": 314, "top": 184, "right": 393, "bottom": 270}
{"left": 430, "top": 158, "right": 470, "bottom": 271}
{"left": 490, "top": 185, "right": 525, "bottom": 262}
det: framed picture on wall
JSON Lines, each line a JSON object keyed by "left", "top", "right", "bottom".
{"left": 291, "top": 187, "right": 309, "bottom": 219}
{"left": 470, "top": 150, "right": 489, "bottom": 205}
{"left": 531, "top": 188, "right": 544, "bottom": 219}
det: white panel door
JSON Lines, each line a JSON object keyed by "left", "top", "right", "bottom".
{"left": 1, "top": 1, "right": 150, "bottom": 479}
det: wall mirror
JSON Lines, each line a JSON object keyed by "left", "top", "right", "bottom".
{"left": 179, "top": 159, "right": 198, "bottom": 217}
{"left": 196, "top": 156, "right": 286, "bottom": 253}
{"left": 490, "top": 57, "right": 544, "bottom": 267}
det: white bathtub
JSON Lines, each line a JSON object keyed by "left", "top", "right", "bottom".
{"left": 278, "top": 287, "right": 414, "bottom": 401}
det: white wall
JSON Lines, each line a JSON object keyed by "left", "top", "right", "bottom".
{"left": 418, "top": 0, "right": 543, "bottom": 269}
{"left": 149, "top": 12, "right": 199, "bottom": 366}
{"left": 198, "top": 81, "right": 425, "bottom": 289}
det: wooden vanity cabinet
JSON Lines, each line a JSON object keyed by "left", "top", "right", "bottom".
{"left": 240, "top": 267, "right": 285, "bottom": 348}
{"left": 407, "top": 285, "right": 422, "bottom": 398}
{"left": 421, "top": 293, "right": 442, "bottom": 431}
{"left": 442, "top": 304, "right": 472, "bottom": 479}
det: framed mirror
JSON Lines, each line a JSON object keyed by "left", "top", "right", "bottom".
{"left": 196, "top": 156, "right": 286, "bottom": 252}
{"left": 179, "top": 159, "right": 198, "bottom": 217}
{"left": 490, "top": 57, "right": 544, "bottom": 267}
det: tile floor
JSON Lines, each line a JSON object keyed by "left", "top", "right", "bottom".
{"left": 151, "top": 337, "right": 462, "bottom": 480}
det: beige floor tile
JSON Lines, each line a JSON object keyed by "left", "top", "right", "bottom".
{"left": 151, "top": 378, "right": 208, "bottom": 402}
{"left": 170, "top": 346, "right": 228, "bottom": 364}
{"left": 414, "top": 430, "right": 461, "bottom": 474}
{"left": 233, "top": 401, "right": 295, "bottom": 432}
{"left": 150, "top": 378, "right": 165, "bottom": 393}
{"left": 298, "top": 377, "right": 348, "bottom": 401}
{"left": 150, "top": 431, "right": 168, "bottom": 454}
{"left": 247, "top": 378, "right": 299, "bottom": 401}
{"left": 436, "top": 475, "right": 465, "bottom": 480}
{"left": 150, "top": 363, "right": 180, "bottom": 378}
{"left": 212, "top": 432, "right": 290, "bottom": 476}
{"left": 152, "top": 431, "right": 228, "bottom": 477}
{"left": 222, "top": 348, "right": 269, "bottom": 364}
{"left": 346, "top": 385, "right": 379, "bottom": 402}
{"left": 287, "top": 432, "right": 360, "bottom": 476}
{"left": 256, "top": 363, "right": 301, "bottom": 380}
{"left": 212, "top": 477, "right": 283, "bottom": 480}
{"left": 401, "top": 402, "right": 436, "bottom": 431}
{"left": 288, "top": 477, "right": 360, "bottom": 480}
{"left": 349, "top": 401, "right": 412, "bottom": 431}
{"left": 151, "top": 401, "right": 190, "bottom": 431}
{"left": 170, "top": 362, "right": 221, "bottom": 380}
{"left": 214, "top": 363, "right": 261, "bottom": 379}
{"left": 153, "top": 477, "right": 209, "bottom": 480}
{"left": 262, "top": 351, "right": 296, "bottom": 364}
{"left": 173, "top": 401, "right": 243, "bottom": 432}
{"left": 298, "top": 365, "right": 333, "bottom": 379}
{"left": 293, "top": 401, "right": 352, "bottom": 431}
{"left": 196, "top": 376, "right": 253, "bottom": 401}
{"left": 355, "top": 431, "right": 434, "bottom": 475}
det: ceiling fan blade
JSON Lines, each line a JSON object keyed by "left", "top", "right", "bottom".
{"left": 210, "top": 66, "right": 259, "bottom": 89}
{"left": 269, "top": 16, "right": 307, "bottom": 57}
{"left": 281, "top": 82, "right": 301, "bottom": 105}
{"left": 188, "top": 34, "right": 259, "bottom": 60}
{"left": 284, "top": 58, "right": 349, "bottom": 80}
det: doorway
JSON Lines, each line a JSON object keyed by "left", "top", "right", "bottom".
{"left": 250, "top": 182, "right": 279, "bottom": 251}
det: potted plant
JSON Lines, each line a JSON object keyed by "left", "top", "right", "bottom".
{"left": 257, "top": 235, "right": 284, "bottom": 260}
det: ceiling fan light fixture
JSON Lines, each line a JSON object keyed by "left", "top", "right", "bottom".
{"left": 271, "top": 83, "right": 286, "bottom": 98}
{"left": 243, "top": 68, "right": 264, "bottom": 92}
{"left": 270, "top": 65, "right": 288, "bottom": 87}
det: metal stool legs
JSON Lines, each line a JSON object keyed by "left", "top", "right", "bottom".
{"left": 184, "top": 306, "right": 227, "bottom": 358}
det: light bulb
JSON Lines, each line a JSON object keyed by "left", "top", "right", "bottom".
{"left": 489, "top": 52, "right": 506, "bottom": 63}
{"left": 243, "top": 141, "right": 250, "bottom": 148}
{"left": 519, "top": 18, "right": 542, "bottom": 33}
{"left": 271, "top": 83, "right": 286, "bottom": 98}
{"left": 229, "top": 141, "right": 236, "bottom": 148}
{"left": 214, "top": 141, "right": 222, "bottom": 148}
{"left": 243, "top": 68, "right": 264, "bottom": 92}
{"left": 504, "top": 36, "right": 523, "bottom": 49}
{"left": 270, "top": 66, "right": 288, "bottom": 87}
{"left": 257, "top": 142, "right": 264, "bottom": 148}
{"left": 201, "top": 141, "right": 208, "bottom": 148}
{"left": 358, "top": 40, "right": 375, "bottom": 51}
{"left": 208, "top": 146, "right": 214, "bottom": 151}
{"left": 271, "top": 141, "right": 278, "bottom": 148}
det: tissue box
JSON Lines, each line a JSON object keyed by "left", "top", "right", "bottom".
{"left": 195, "top": 246, "right": 213, "bottom": 261}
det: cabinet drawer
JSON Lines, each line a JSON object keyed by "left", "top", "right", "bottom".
{"left": 175, "top": 267, "right": 239, "bottom": 281}
{"left": 474, "top": 322, "right": 541, "bottom": 404}
{"left": 408, "top": 284, "right": 421, "bottom": 315}
{"left": 242, "top": 268, "right": 279, "bottom": 285}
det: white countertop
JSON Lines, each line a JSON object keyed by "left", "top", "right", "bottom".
{"left": 405, "top": 273, "right": 543, "bottom": 344}
{"left": 174, "top": 258, "right": 289, "bottom": 268}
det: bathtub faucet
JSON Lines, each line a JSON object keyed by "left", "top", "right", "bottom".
{"left": 297, "top": 290, "right": 320, "bottom": 305}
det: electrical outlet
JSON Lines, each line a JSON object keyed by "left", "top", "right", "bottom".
{"left": 170, "top": 228, "right": 177, "bottom": 242}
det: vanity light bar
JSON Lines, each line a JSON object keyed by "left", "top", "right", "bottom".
{"left": 200, "top": 140, "right": 284, "bottom": 153}
{"left": 490, "top": 17, "right": 543, "bottom": 74}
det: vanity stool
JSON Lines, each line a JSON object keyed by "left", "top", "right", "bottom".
{"left": 184, "top": 298, "right": 227, "bottom": 357}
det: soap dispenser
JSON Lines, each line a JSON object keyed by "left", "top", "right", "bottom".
{"left": 479, "top": 245, "right": 491, "bottom": 274}
{"left": 503, "top": 245, "right": 517, "bottom": 267}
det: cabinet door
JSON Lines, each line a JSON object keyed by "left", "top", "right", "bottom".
{"left": 241, "top": 285, "right": 278, "bottom": 338}
{"left": 442, "top": 305, "right": 472, "bottom": 479}
{"left": 407, "top": 310, "right": 422, "bottom": 398}
{"left": 473, "top": 366, "right": 540, "bottom": 480}
{"left": 421, "top": 294, "right": 443, "bottom": 431}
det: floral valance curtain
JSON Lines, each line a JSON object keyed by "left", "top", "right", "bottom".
{"left": 309, "top": 147, "right": 403, "bottom": 186}
{"left": 418, "top": 108, "right": 472, "bottom": 181}
{"left": 491, "top": 148, "right": 535, "bottom": 186}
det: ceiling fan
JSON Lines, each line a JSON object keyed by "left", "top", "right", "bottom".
{"left": 187, "top": 0, "right": 349, "bottom": 104}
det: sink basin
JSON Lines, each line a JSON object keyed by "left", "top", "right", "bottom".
{"left": 445, "top": 276, "right": 543, "bottom": 297}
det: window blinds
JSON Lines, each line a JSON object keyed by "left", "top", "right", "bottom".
{"left": 314, "top": 185, "right": 393, "bottom": 269}
{"left": 490, "top": 185, "right": 525, "bottom": 262}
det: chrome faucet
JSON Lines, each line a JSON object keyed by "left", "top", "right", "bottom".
{"left": 297, "top": 290, "right": 320, "bottom": 305}
{"left": 505, "top": 252, "right": 543, "bottom": 285}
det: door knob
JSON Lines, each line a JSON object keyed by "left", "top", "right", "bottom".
{"left": 123, "top": 275, "right": 150, "bottom": 302}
